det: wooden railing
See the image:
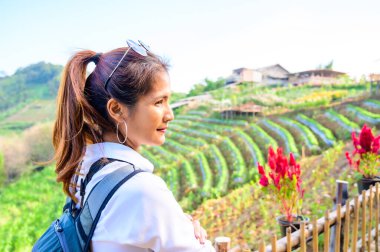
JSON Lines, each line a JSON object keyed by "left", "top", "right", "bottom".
{"left": 217, "top": 182, "right": 380, "bottom": 252}
{"left": 259, "top": 183, "right": 380, "bottom": 251}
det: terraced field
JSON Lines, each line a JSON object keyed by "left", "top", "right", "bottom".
{"left": 1, "top": 97, "right": 379, "bottom": 251}
{"left": 142, "top": 99, "right": 380, "bottom": 209}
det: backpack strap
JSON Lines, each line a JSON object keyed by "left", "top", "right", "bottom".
{"left": 63, "top": 158, "right": 124, "bottom": 213}
{"left": 75, "top": 164, "right": 145, "bottom": 252}
{"left": 83, "top": 158, "right": 136, "bottom": 187}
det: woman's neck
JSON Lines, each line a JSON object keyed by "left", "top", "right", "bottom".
{"left": 102, "top": 131, "right": 139, "bottom": 151}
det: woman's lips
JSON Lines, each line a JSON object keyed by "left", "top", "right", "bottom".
{"left": 157, "top": 128, "right": 167, "bottom": 133}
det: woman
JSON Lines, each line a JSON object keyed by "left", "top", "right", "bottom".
{"left": 53, "top": 40, "right": 215, "bottom": 251}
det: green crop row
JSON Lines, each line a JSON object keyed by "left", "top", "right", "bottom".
{"left": 365, "top": 99, "right": 380, "bottom": 107}
{"left": 147, "top": 145, "right": 178, "bottom": 166}
{"left": 140, "top": 148, "right": 161, "bottom": 170}
{"left": 231, "top": 130, "right": 264, "bottom": 180}
{"left": 345, "top": 105, "right": 380, "bottom": 125}
{"left": 277, "top": 117, "right": 320, "bottom": 155}
{"left": 192, "top": 152, "right": 213, "bottom": 197}
{"left": 163, "top": 137, "right": 214, "bottom": 198}
{"left": 204, "top": 145, "right": 229, "bottom": 195}
{"left": 187, "top": 123, "right": 264, "bottom": 177}
{"left": 245, "top": 124, "right": 278, "bottom": 152}
{"left": 260, "top": 119, "right": 299, "bottom": 157}
{"left": 146, "top": 146, "right": 182, "bottom": 199}
{"left": 170, "top": 124, "right": 221, "bottom": 141}
{"left": 218, "top": 137, "right": 247, "bottom": 187}
{"left": 173, "top": 124, "right": 248, "bottom": 187}
{"left": 163, "top": 167, "right": 180, "bottom": 200}
{"left": 175, "top": 115, "right": 248, "bottom": 127}
{"left": 324, "top": 109, "right": 360, "bottom": 136}
{"left": 166, "top": 130, "right": 207, "bottom": 148}
{"left": 296, "top": 114, "right": 336, "bottom": 147}
{"left": 164, "top": 140, "right": 198, "bottom": 197}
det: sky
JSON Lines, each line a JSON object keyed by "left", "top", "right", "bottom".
{"left": 1, "top": 0, "right": 380, "bottom": 92}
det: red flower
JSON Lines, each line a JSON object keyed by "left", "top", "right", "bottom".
{"left": 257, "top": 146, "right": 304, "bottom": 222}
{"left": 347, "top": 124, "right": 380, "bottom": 178}
{"left": 359, "top": 124, "right": 374, "bottom": 153}
{"left": 258, "top": 163, "right": 266, "bottom": 176}
{"left": 373, "top": 136, "right": 380, "bottom": 153}
{"left": 345, "top": 151, "right": 352, "bottom": 165}
{"left": 259, "top": 175, "right": 269, "bottom": 187}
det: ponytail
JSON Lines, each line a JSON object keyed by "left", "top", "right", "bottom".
{"left": 53, "top": 50, "right": 99, "bottom": 201}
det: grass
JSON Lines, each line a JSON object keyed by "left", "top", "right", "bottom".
{"left": 0, "top": 99, "right": 55, "bottom": 136}
{"left": 0, "top": 165, "right": 64, "bottom": 252}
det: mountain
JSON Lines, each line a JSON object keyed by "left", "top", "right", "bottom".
{"left": 0, "top": 62, "right": 63, "bottom": 112}
{"left": 0, "top": 70, "right": 7, "bottom": 78}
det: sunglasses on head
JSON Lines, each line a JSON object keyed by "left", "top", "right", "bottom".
{"left": 104, "top": 39, "right": 150, "bottom": 90}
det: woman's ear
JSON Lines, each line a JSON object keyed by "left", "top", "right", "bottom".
{"left": 107, "top": 98, "right": 128, "bottom": 122}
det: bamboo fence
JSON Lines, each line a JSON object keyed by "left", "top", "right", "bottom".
{"left": 219, "top": 183, "right": 380, "bottom": 252}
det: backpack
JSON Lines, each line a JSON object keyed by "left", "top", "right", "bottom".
{"left": 33, "top": 158, "right": 144, "bottom": 252}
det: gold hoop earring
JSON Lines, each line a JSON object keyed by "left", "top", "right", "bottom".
{"left": 116, "top": 120, "right": 128, "bottom": 144}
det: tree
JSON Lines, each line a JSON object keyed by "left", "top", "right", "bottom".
{"left": 316, "top": 60, "right": 334, "bottom": 70}
{"left": 187, "top": 77, "right": 226, "bottom": 97}
{"left": 188, "top": 83, "right": 206, "bottom": 97}
{"left": 324, "top": 60, "right": 334, "bottom": 70}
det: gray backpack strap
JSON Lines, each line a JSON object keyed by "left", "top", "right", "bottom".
{"left": 75, "top": 165, "right": 145, "bottom": 251}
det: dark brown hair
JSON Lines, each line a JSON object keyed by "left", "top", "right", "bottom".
{"left": 53, "top": 47, "right": 169, "bottom": 201}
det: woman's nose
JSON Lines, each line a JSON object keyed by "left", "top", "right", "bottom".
{"left": 165, "top": 106, "right": 174, "bottom": 122}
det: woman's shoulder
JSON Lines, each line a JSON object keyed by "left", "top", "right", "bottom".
{"left": 98, "top": 167, "right": 181, "bottom": 224}
{"left": 114, "top": 169, "right": 172, "bottom": 201}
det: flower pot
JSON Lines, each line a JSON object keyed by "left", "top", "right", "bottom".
{"left": 357, "top": 176, "right": 380, "bottom": 194}
{"left": 276, "top": 215, "right": 310, "bottom": 238}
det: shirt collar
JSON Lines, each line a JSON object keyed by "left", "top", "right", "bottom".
{"left": 81, "top": 142, "right": 154, "bottom": 173}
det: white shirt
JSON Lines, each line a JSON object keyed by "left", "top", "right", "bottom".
{"left": 75, "top": 142, "right": 215, "bottom": 252}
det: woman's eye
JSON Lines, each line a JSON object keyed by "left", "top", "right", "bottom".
{"left": 156, "top": 100, "right": 163, "bottom": 105}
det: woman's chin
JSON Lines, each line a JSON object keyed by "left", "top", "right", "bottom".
{"left": 148, "top": 137, "right": 166, "bottom": 146}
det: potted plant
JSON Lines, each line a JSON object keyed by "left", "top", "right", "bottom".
{"left": 345, "top": 124, "right": 380, "bottom": 193}
{"left": 257, "top": 146, "right": 308, "bottom": 237}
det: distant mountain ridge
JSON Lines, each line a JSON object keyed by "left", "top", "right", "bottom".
{"left": 0, "top": 62, "right": 63, "bottom": 113}
{"left": 0, "top": 70, "right": 7, "bottom": 78}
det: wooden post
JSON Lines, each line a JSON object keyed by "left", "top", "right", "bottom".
{"left": 286, "top": 227, "right": 292, "bottom": 252}
{"left": 336, "top": 180, "right": 349, "bottom": 205}
{"left": 353, "top": 196, "right": 359, "bottom": 251}
{"left": 258, "top": 240, "right": 265, "bottom": 252}
{"left": 376, "top": 183, "right": 379, "bottom": 252}
{"left": 300, "top": 222, "right": 306, "bottom": 252}
{"left": 362, "top": 190, "right": 367, "bottom": 252}
{"left": 271, "top": 234, "right": 277, "bottom": 252}
{"left": 215, "top": 236, "right": 231, "bottom": 252}
{"left": 343, "top": 200, "right": 350, "bottom": 252}
{"left": 330, "top": 180, "right": 349, "bottom": 252}
{"left": 335, "top": 204, "right": 342, "bottom": 252}
{"left": 313, "top": 218, "right": 319, "bottom": 252}
{"left": 324, "top": 210, "right": 330, "bottom": 252}
{"left": 369, "top": 185, "right": 374, "bottom": 251}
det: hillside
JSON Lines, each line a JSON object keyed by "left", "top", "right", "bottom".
{"left": 0, "top": 62, "right": 62, "bottom": 135}
{"left": 0, "top": 62, "right": 62, "bottom": 113}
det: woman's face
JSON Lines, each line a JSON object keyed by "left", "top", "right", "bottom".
{"left": 123, "top": 71, "right": 174, "bottom": 149}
